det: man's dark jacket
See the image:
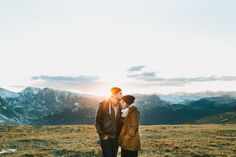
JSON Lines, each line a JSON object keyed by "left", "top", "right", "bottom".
{"left": 95, "top": 99, "right": 122, "bottom": 139}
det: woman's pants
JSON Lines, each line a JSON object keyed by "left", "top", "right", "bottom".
{"left": 121, "top": 148, "right": 138, "bottom": 157}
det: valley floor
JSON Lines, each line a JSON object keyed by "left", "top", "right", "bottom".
{"left": 0, "top": 124, "right": 236, "bottom": 157}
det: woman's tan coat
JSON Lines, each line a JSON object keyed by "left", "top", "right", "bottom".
{"left": 119, "top": 106, "right": 141, "bottom": 151}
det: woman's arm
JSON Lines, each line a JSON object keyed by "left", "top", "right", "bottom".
{"left": 124, "top": 110, "right": 140, "bottom": 139}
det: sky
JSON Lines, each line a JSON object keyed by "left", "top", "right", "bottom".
{"left": 0, "top": 0, "right": 236, "bottom": 96}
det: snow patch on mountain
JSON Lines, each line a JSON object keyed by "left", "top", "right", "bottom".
{"left": 0, "top": 88, "right": 19, "bottom": 99}
{"left": 21, "top": 87, "right": 41, "bottom": 95}
{"left": 159, "top": 95, "right": 204, "bottom": 104}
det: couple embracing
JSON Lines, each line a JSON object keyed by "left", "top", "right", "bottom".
{"left": 95, "top": 87, "right": 141, "bottom": 157}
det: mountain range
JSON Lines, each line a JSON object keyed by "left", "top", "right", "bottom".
{"left": 0, "top": 87, "right": 236, "bottom": 125}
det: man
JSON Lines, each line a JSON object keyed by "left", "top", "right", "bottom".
{"left": 95, "top": 87, "right": 123, "bottom": 157}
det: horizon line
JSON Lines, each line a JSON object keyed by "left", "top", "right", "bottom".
{"left": 1, "top": 86, "right": 236, "bottom": 97}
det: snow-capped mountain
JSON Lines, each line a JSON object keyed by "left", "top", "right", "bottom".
{"left": 0, "top": 88, "right": 19, "bottom": 99}
{"left": 159, "top": 95, "right": 204, "bottom": 104}
{"left": 20, "top": 87, "right": 41, "bottom": 96}
{"left": 0, "top": 87, "right": 100, "bottom": 124}
{"left": 159, "top": 91, "right": 236, "bottom": 105}
{"left": 0, "top": 87, "right": 236, "bottom": 125}
{"left": 0, "top": 97, "right": 23, "bottom": 124}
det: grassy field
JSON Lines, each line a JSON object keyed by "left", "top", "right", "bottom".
{"left": 0, "top": 124, "right": 236, "bottom": 157}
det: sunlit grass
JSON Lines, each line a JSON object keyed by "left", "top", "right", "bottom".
{"left": 0, "top": 125, "right": 236, "bottom": 156}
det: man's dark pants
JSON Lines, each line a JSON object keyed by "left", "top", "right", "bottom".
{"left": 100, "top": 138, "right": 119, "bottom": 157}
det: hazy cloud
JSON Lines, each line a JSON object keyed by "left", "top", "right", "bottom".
{"left": 127, "top": 73, "right": 236, "bottom": 86}
{"left": 127, "top": 65, "right": 145, "bottom": 73}
{"left": 127, "top": 72, "right": 158, "bottom": 80}
{"left": 32, "top": 75, "right": 100, "bottom": 83}
{"left": 8, "top": 85, "right": 26, "bottom": 88}
{"left": 31, "top": 75, "right": 109, "bottom": 93}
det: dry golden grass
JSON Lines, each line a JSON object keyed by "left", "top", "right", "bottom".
{"left": 0, "top": 124, "right": 236, "bottom": 157}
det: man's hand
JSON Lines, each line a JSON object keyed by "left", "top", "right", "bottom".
{"left": 103, "top": 135, "right": 108, "bottom": 140}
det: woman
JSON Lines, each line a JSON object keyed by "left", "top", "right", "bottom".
{"left": 119, "top": 95, "right": 141, "bottom": 157}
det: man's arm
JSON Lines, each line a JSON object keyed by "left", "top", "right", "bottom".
{"left": 95, "top": 102, "right": 106, "bottom": 139}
